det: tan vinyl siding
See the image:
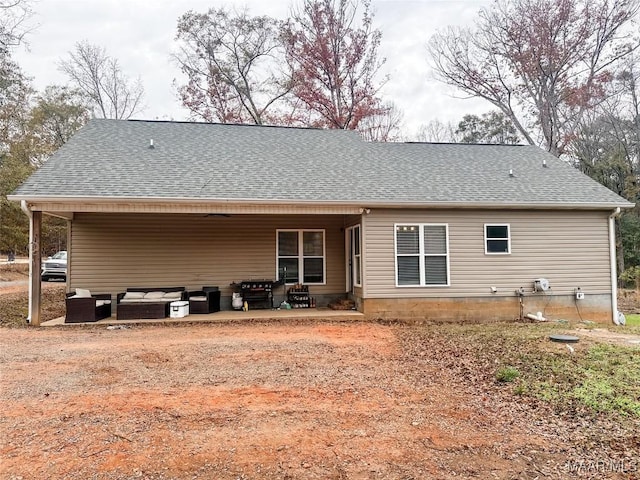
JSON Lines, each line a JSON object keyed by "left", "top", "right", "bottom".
{"left": 69, "top": 213, "right": 345, "bottom": 297}
{"left": 364, "top": 209, "right": 612, "bottom": 298}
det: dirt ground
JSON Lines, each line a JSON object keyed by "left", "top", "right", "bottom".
{"left": 1, "top": 320, "right": 636, "bottom": 480}
{"left": 1, "top": 268, "right": 639, "bottom": 479}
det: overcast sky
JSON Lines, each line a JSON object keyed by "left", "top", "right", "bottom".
{"left": 14, "top": 0, "right": 491, "bottom": 138}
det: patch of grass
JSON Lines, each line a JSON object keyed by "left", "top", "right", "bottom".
{"left": 414, "top": 322, "right": 640, "bottom": 418}
{"left": 520, "top": 344, "right": 640, "bottom": 417}
{"left": 565, "top": 344, "right": 640, "bottom": 416}
{"left": 496, "top": 366, "right": 519, "bottom": 383}
{"left": 513, "top": 341, "right": 640, "bottom": 417}
{"left": 624, "top": 314, "right": 640, "bottom": 326}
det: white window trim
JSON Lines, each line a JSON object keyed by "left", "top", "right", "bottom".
{"left": 394, "top": 223, "right": 450, "bottom": 287}
{"left": 276, "top": 229, "right": 326, "bottom": 285}
{"left": 484, "top": 223, "right": 511, "bottom": 255}
{"left": 347, "top": 225, "right": 362, "bottom": 288}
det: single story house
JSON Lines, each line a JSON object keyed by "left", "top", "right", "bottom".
{"left": 9, "top": 119, "right": 634, "bottom": 325}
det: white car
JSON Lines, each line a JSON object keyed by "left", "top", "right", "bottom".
{"left": 41, "top": 251, "right": 67, "bottom": 281}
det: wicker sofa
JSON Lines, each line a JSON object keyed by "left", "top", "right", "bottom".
{"left": 116, "top": 286, "right": 187, "bottom": 320}
{"left": 65, "top": 289, "right": 112, "bottom": 323}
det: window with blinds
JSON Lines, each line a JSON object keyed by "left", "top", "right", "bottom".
{"left": 395, "top": 224, "right": 449, "bottom": 286}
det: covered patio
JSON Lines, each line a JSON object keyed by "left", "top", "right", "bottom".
{"left": 41, "top": 307, "right": 364, "bottom": 327}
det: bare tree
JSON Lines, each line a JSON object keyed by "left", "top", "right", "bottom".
{"left": 283, "top": 0, "right": 387, "bottom": 130}
{"left": 414, "top": 119, "right": 457, "bottom": 143}
{"left": 357, "top": 101, "right": 403, "bottom": 141}
{"left": 428, "top": 0, "right": 640, "bottom": 156}
{"left": 571, "top": 54, "right": 639, "bottom": 190}
{"left": 174, "top": 8, "right": 292, "bottom": 124}
{"left": 0, "top": 0, "right": 34, "bottom": 52}
{"left": 569, "top": 53, "right": 640, "bottom": 277}
{"left": 59, "top": 41, "right": 144, "bottom": 119}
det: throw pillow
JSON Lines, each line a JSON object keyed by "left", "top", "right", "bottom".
{"left": 75, "top": 288, "right": 92, "bottom": 298}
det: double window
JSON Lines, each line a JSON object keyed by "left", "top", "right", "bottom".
{"left": 395, "top": 224, "right": 449, "bottom": 286}
{"left": 277, "top": 230, "right": 325, "bottom": 284}
{"left": 485, "top": 224, "right": 510, "bottom": 254}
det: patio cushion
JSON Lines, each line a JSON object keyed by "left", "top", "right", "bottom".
{"left": 189, "top": 296, "right": 207, "bottom": 302}
{"left": 123, "top": 291, "right": 145, "bottom": 300}
{"left": 120, "top": 297, "right": 171, "bottom": 303}
{"left": 75, "top": 288, "right": 92, "bottom": 298}
{"left": 144, "top": 291, "right": 166, "bottom": 299}
{"left": 95, "top": 300, "right": 112, "bottom": 307}
{"left": 163, "top": 291, "right": 183, "bottom": 300}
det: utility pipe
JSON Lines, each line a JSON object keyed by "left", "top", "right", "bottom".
{"left": 609, "top": 207, "right": 621, "bottom": 324}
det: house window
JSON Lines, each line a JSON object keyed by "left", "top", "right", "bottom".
{"left": 485, "top": 224, "right": 510, "bottom": 254}
{"left": 277, "top": 230, "right": 325, "bottom": 284}
{"left": 395, "top": 224, "right": 449, "bottom": 287}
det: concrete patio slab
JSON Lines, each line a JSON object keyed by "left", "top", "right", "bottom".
{"left": 42, "top": 307, "right": 364, "bottom": 327}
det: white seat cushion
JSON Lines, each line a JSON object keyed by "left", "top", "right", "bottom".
{"left": 123, "top": 291, "right": 145, "bottom": 300}
{"left": 144, "top": 291, "right": 166, "bottom": 300}
{"left": 120, "top": 297, "right": 171, "bottom": 303}
{"left": 163, "top": 291, "right": 183, "bottom": 300}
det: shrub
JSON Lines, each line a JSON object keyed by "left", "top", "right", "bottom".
{"left": 620, "top": 266, "right": 640, "bottom": 291}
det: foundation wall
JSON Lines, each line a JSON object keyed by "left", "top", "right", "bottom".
{"left": 361, "top": 294, "right": 613, "bottom": 323}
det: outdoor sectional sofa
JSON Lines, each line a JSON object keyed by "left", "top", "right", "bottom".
{"left": 65, "top": 289, "right": 112, "bottom": 323}
{"left": 116, "top": 286, "right": 187, "bottom": 320}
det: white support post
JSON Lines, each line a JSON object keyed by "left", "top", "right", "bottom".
{"left": 609, "top": 208, "right": 621, "bottom": 324}
{"left": 29, "top": 210, "right": 42, "bottom": 326}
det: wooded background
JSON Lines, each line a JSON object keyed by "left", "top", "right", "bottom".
{"left": 1, "top": 0, "right": 638, "bottom": 286}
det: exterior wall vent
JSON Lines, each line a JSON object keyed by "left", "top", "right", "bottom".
{"left": 533, "top": 278, "right": 550, "bottom": 292}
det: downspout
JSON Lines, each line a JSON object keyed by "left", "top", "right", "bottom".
{"left": 609, "top": 207, "right": 621, "bottom": 324}
{"left": 20, "top": 200, "right": 33, "bottom": 324}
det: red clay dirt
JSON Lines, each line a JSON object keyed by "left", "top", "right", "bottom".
{"left": 1, "top": 270, "right": 639, "bottom": 479}
{"left": 0, "top": 322, "right": 568, "bottom": 480}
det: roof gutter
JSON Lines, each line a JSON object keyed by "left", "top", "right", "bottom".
{"left": 7, "top": 195, "right": 635, "bottom": 211}
{"left": 609, "top": 207, "right": 621, "bottom": 324}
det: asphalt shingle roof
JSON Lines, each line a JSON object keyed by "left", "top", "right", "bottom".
{"left": 11, "top": 118, "right": 632, "bottom": 208}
